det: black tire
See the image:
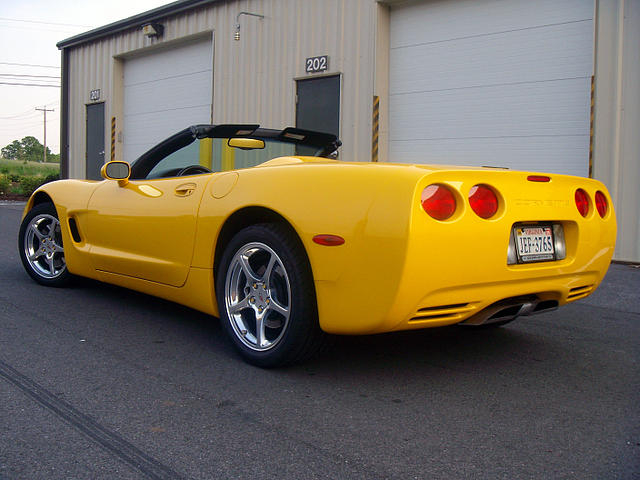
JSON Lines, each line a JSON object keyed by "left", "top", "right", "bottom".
{"left": 18, "top": 203, "right": 71, "bottom": 287}
{"left": 216, "top": 223, "right": 325, "bottom": 367}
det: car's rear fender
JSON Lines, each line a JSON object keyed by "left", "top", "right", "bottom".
{"left": 192, "top": 163, "right": 425, "bottom": 330}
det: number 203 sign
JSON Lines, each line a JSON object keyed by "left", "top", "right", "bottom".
{"left": 305, "top": 55, "right": 329, "bottom": 73}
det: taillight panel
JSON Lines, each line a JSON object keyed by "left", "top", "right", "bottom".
{"left": 468, "top": 184, "right": 499, "bottom": 219}
{"left": 419, "top": 182, "right": 609, "bottom": 223}
{"left": 595, "top": 191, "right": 608, "bottom": 218}
{"left": 421, "top": 184, "right": 456, "bottom": 221}
{"left": 575, "top": 189, "right": 590, "bottom": 217}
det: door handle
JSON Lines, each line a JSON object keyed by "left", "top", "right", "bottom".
{"left": 175, "top": 183, "right": 197, "bottom": 197}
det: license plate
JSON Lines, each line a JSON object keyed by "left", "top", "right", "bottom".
{"left": 514, "top": 225, "right": 555, "bottom": 263}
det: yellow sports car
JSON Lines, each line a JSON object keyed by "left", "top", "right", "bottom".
{"left": 19, "top": 125, "right": 616, "bottom": 367}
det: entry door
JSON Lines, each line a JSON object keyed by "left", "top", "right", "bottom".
{"left": 86, "top": 103, "right": 105, "bottom": 180}
{"left": 296, "top": 75, "right": 340, "bottom": 136}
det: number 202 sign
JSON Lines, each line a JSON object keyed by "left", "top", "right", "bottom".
{"left": 305, "top": 55, "right": 329, "bottom": 73}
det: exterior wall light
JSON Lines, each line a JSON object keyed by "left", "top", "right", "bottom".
{"left": 142, "top": 23, "right": 164, "bottom": 38}
{"left": 234, "top": 12, "right": 264, "bottom": 41}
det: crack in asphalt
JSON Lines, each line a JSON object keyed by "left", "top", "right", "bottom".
{"left": 0, "top": 358, "right": 189, "bottom": 480}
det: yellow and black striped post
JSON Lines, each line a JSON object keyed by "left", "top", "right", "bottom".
{"left": 588, "top": 76, "right": 594, "bottom": 178}
{"left": 372, "top": 96, "right": 379, "bottom": 162}
{"left": 110, "top": 116, "right": 116, "bottom": 162}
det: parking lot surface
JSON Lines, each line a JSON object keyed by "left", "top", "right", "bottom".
{"left": 1, "top": 202, "right": 638, "bottom": 479}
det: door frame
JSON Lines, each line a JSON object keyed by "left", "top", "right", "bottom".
{"left": 85, "top": 102, "right": 105, "bottom": 180}
{"left": 295, "top": 73, "right": 342, "bottom": 138}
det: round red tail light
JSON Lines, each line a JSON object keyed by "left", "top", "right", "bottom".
{"left": 575, "top": 189, "right": 590, "bottom": 217}
{"left": 421, "top": 184, "right": 456, "bottom": 220}
{"left": 595, "top": 191, "right": 608, "bottom": 218}
{"left": 468, "top": 184, "right": 499, "bottom": 219}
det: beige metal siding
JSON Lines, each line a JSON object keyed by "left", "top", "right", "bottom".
{"left": 65, "top": 0, "right": 378, "bottom": 179}
{"left": 593, "top": 0, "right": 640, "bottom": 262}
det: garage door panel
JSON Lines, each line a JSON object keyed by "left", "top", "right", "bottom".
{"left": 390, "top": 78, "right": 591, "bottom": 139}
{"left": 123, "top": 105, "right": 211, "bottom": 163}
{"left": 389, "top": 136, "right": 589, "bottom": 177}
{"left": 389, "top": 0, "right": 592, "bottom": 176}
{"left": 123, "top": 38, "right": 213, "bottom": 162}
{"left": 391, "top": 0, "right": 593, "bottom": 48}
{"left": 124, "top": 40, "right": 213, "bottom": 85}
{"left": 123, "top": 71, "right": 212, "bottom": 115}
{"left": 390, "top": 21, "right": 593, "bottom": 94}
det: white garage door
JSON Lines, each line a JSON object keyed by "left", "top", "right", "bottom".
{"left": 389, "top": 0, "right": 593, "bottom": 176}
{"left": 123, "top": 38, "right": 213, "bottom": 162}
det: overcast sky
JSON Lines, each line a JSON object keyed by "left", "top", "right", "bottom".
{"left": 0, "top": 0, "right": 171, "bottom": 154}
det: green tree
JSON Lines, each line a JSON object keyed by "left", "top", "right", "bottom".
{"left": 20, "top": 136, "right": 44, "bottom": 162}
{"left": 1, "top": 140, "right": 23, "bottom": 160}
{"left": 2, "top": 137, "right": 55, "bottom": 162}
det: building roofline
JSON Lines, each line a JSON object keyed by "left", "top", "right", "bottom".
{"left": 57, "top": 0, "right": 220, "bottom": 50}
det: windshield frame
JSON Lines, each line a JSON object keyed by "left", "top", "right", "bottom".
{"left": 129, "top": 124, "right": 341, "bottom": 180}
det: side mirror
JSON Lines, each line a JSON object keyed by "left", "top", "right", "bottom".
{"left": 101, "top": 161, "right": 131, "bottom": 187}
{"left": 228, "top": 138, "right": 265, "bottom": 150}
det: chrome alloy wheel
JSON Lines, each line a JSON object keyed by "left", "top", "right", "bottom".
{"left": 23, "top": 213, "right": 66, "bottom": 279}
{"left": 224, "top": 242, "right": 291, "bottom": 352}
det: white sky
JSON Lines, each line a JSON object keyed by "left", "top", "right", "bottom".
{"left": 0, "top": 0, "right": 171, "bottom": 154}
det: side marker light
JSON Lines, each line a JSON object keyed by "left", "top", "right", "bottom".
{"left": 313, "top": 235, "right": 345, "bottom": 246}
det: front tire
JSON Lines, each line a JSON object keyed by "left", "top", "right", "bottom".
{"left": 216, "top": 223, "right": 325, "bottom": 367}
{"left": 18, "top": 203, "right": 71, "bottom": 287}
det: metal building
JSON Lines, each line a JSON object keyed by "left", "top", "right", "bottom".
{"left": 57, "top": 0, "right": 639, "bottom": 262}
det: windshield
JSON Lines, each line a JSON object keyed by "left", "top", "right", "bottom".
{"left": 130, "top": 124, "right": 340, "bottom": 180}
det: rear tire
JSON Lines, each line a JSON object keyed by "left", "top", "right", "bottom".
{"left": 216, "top": 223, "right": 325, "bottom": 367}
{"left": 18, "top": 203, "right": 71, "bottom": 287}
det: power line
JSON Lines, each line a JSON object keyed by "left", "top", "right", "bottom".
{"left": 0, "top": 108, "right": 39, "bottom": 119}
{"left": 0, "top": 101, "right": 60, "bottom": 120}
{"left": 1, "top": 24, "right": 89, "bottom": 35}
{"left": 0, "top": 17, "right": 93, "bottom": 28}
{"left": 2, "top": 116, "right": 48, "bottom": 125}
{"left": 0, "top": 62, "right": 59, "bottom": 69}
{"left": 0, "top": 82, "right": 60, "bottom": 87}
{"left": 0, "top": 113, "right": 41, "bottom": 121}
{"left": 0, "top": 121, "right": 44, "bottom": 130}
{"left": 0, "top": 74, "right": 60, "bottom": 79}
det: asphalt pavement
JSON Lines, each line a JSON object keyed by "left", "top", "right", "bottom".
{"left": 0, "top": 201, "right": 638, "bottom": 479}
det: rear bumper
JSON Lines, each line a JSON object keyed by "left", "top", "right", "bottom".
{"left": 315, "top": 171, "right": 616, "bottom": 335}
{"left": 396, "top": 269, "right": 602, "bottom": 330}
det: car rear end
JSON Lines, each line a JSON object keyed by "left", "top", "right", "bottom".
{"left": 384, "top": 168, "right": 616, "bottom": 332}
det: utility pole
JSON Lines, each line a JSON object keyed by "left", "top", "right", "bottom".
{"left": 35, "top": 106, "right": 54, "bottom": 163}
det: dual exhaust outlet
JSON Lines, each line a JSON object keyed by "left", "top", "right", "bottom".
{"left": 460, "top": 295, "right": 559, "bottom": 326}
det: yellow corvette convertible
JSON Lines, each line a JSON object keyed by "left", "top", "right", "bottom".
{"left": 19, "top": 125, "right": 616, "bottom": 367}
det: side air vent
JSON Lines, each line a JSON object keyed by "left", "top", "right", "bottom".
{"left": 567, "top": 285, "right": 594, "bottom": 300}
{"left": 409, "top": 303, "right": 475, "bottom": 323}
{"left": 68, "top": 217, "right": 82, "bottom": 243}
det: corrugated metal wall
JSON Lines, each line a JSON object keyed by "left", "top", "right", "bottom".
{"left": 62, "top": 0, "right": 639, "bottom": 262}
{"left": 593, "top": 0, "right": 640, "bottom": 262}
{"left": 64, "top": 0, "right": 377, "bottom": 179}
